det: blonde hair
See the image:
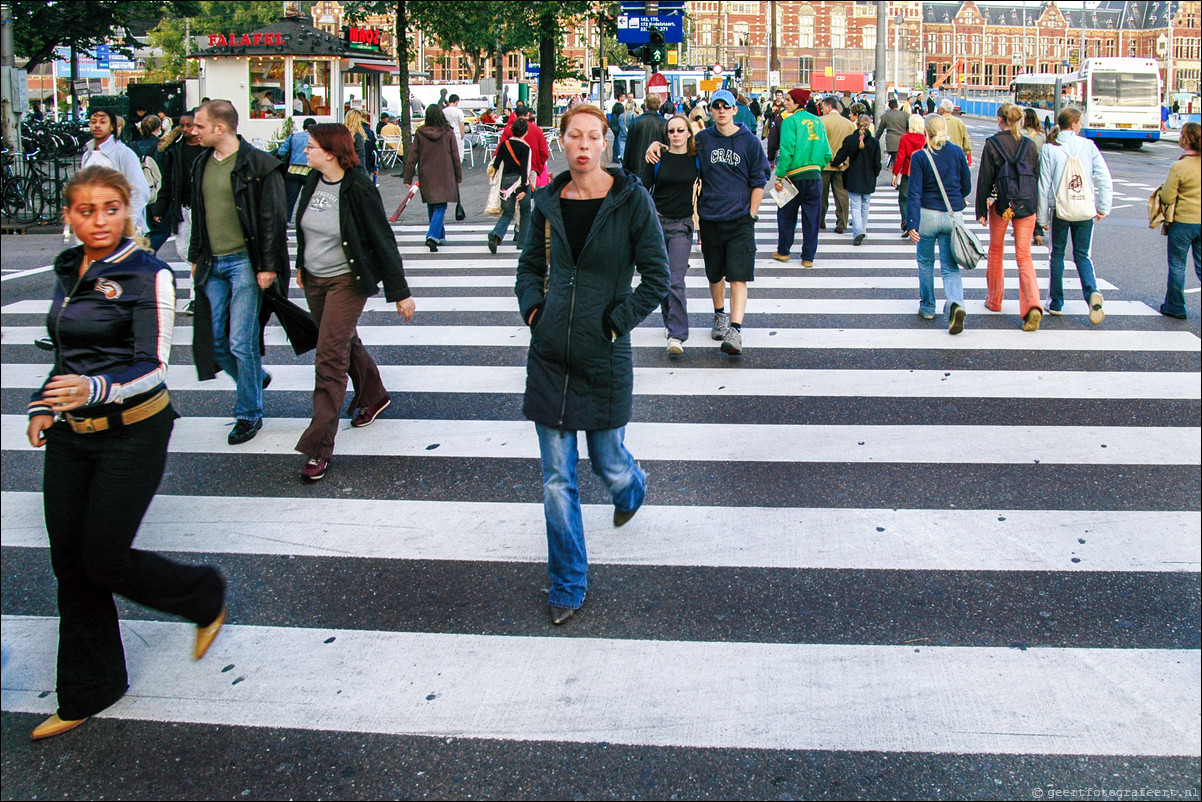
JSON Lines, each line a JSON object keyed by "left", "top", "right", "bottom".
{"left": 924, "top": 113, "right": 948, "bottom": 150}
{"left": 998, "top": 102, "right": 1023, "bottom": 141}
{"left": 907, "top": 113, "right": 924, "bottom": 133}
{"left": 344, "top": 109, "right": 366, "bottom": 135}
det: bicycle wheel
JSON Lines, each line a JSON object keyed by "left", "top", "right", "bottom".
{"left": 3, "top": 174, "right": 45, "bottom": 225}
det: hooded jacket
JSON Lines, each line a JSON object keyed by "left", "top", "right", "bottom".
{"left": 515, "top": 169, "right": 669, "bottom": 431}
{"left": 695, "top": 123, "right": 772, "bottom": 221}
{"left": 402, "top": 125, "right": 463, "bottom": 205}
{"left": 1035, "top": 129, "right": 1114, "bottom": 228}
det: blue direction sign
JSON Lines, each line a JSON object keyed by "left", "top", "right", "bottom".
{"left": 616, "top": 14, "right": 684, "bottom": 44}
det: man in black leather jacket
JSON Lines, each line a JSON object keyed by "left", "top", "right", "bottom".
{"left": 188, "top": 99, "right": 288, "bottom": 445}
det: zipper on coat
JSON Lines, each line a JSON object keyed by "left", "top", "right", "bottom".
{"left": 53, "top": 268, "right": 87, "bottom": 376}
{"left": 551, "top": 187, "right": 623, "bottom": 428}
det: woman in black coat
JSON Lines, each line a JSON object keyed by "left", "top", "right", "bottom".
{"left": 831, "top": 114, "right": 883, "bottom": 245}
{"left": 514, "top": 105, "right": 669, "bottom": 626}
{"left": 294, "top": 124, "right": 415, "bottom": 482}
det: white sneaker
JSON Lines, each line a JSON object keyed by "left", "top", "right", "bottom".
{"left": 667, "top": 337, "right": 684, "bottom": 355}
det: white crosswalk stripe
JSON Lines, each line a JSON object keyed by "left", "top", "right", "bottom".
{"left": 3, "top": 202, "right": 1198, "bottom": 788}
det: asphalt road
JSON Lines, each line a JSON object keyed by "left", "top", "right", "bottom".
{"left": 1, "top": 118, "right": 1199, "bottom": 800}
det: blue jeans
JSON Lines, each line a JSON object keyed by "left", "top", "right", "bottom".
{"left": 776, "top": 176, "right": 821, "bottom": 260}
{"left": 916, "top": 207, "right": 965, "bottom": 317}
{"left": 848, "top": 192, "right": 872, "bottom": 238}
{"left": 204, "top": 252, "right": 264, "bottom": 422}
{"left": 1048, "top": 214, "right": 1099, "bottom": 310}
{"left": 426, "top": 203, "right": 447, "bottom": 243}
{"left": 491, "top": 191, "right": 530, "bottom": 246}
{"left": 535, "top": 424, "right": 646, "bottom": 609}
{"left": 1163, "top": 221, "right": 1202, "bottom": 317}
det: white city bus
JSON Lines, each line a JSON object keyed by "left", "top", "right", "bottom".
{"left": 593, "top": 66, "right": 710, "bottom": 104}
{"left": 1011, "top": 57, "right": 1162, "bottom": 147}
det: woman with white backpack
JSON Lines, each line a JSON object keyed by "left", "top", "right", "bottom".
{"left": 1036, "top": 106, "right": 1113, "bottom": 325}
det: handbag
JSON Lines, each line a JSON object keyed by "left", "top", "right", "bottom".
{"left": 485, "top": 165, "right": 504, "bottom": 216}
{"left": 455, "top": 194, "right": 467, "bottom": 221}
{"left": 924, "top": 148, "right": 984, "bottom": 270}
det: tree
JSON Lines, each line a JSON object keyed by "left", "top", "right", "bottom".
{"left": 528, "top": 1, "right": 593, "bottom": 123}
{"left": 12, "top": 0, "right": 201, "bottom": 73}
{"left": 143, "top": 1, "right": 284, "bottom": 83}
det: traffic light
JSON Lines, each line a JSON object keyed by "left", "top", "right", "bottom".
{"left": 647, "top": 27, "right": 666, "bottom": 66}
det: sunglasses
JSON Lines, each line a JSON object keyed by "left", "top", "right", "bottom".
{"left": 667, "top": 127, "right": 689, "bottom": 134}
{"left": 710, "top": 103, "right": 731, "bottom": 110}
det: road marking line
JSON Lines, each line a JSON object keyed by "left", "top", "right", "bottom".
{"left": 3, "top": 617, "right": 1197, "bottom": 755}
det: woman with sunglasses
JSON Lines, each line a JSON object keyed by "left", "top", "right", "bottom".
{"left": 642, "top": 114, "right": 700, "bottom": 355}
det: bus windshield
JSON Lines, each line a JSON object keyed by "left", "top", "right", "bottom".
{"left": 1090, "top": 72, "right": 1159, "bottom": 107}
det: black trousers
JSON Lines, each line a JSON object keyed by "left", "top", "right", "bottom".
{"left": 43, "top": 405, "right": 224, "bottom": 720}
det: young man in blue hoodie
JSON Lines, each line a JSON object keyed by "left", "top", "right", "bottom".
{"left": 648, "top": 89, "right": 769, "bottom": 355}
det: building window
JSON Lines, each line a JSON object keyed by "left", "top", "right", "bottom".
{"left": 249, "top": 58, "right": 286, "bottom": 119}
{"left": 799, "top": 55, "right": 813, "bottom": 85}
{"left": 971, "top": 34, "right": 981, "bottom": 55}
{"left": 831, "top": 6, "right": 847, "bottom": 49}
{"left": 734, "top": 22, "right": 750, "bottom": 47}
{"left": 799, "top": 5, "right": 815, "bottom": 49}
{"left": 701, "top": 22, "right": 713, "bottom": 47}
{"left": 863, "top": 24, "right": 876, "bottom": 51}
{"left": 291, "top": 59, "right": 332, "bottom": 116}
{"left": 985, "top": 63, "right": 995, "bottom": 85}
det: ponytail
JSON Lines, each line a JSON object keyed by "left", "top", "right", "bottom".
{"left": 998, "top": 102, "right": 1023, "bottom": 141}
{"left": 924, "top": 113, "right": 948, "bottom": 150}
{"left": 1049, "top": 105, "right": 1083, "bottom": 145}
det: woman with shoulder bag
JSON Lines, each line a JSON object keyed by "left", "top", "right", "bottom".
{"left": 1158, "top": 121, "right": 1201, "bottom": 319}
{"left": 907, "top": 113, "right": 973, "bottom": 335}
{"left": 978, "top": 103, "right": 1043, "bottom": 331}
{"left": 1036, "top": 105, "right": 1113, "bottom": 326}
{"left": 403, "top": 105, "right": 463, "bottom": 253}
{"left": 25, "top": 166, "right": 227, "bottom": 741}
{"left": 487, "top": 117, "right": 533, "bottom": 253}
{"left": 831, "top": 113, "right": 883, "bottom": 246}
{"left": 642, "top": 113, "right": 700, "bottom": 355}
{"left": 514, "top": 105, "right": 669, "bottom": 625}
{"left": 294, "top": 124, "right": 415, "bottom": 482}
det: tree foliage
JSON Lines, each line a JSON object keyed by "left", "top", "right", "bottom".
{"left": 12, "top": 0, "right": 202, "bottom": 72}
{"left": 141, "top": 1, "right": 283, "bottom": 82}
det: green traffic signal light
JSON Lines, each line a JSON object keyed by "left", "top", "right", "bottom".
{"left": 648, "top": 27, "right": 666, "bottom": 65}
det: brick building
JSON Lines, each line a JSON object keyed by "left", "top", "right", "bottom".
{"left": 303, "top": 1, "right": 1199, "bottom": 98}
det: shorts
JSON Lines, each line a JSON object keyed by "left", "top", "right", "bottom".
{"left": 699, "top": 216, "right": 756, "bottom": 284}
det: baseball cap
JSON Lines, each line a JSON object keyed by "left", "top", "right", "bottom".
{"left": 709, "top": 89, "right": 736, "bottom": 108}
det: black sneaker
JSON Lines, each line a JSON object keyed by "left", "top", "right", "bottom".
{"left": 949, "top": 303, "right": 966, "bottom": 335}
{"left": 487, "top": 233, "right": 499, "bottom": 254}
{"left": 228, "top": 418, "right": 262, "bottom": 445}
{"left": 262, "top": 371, "right": 272, "bottom": 390}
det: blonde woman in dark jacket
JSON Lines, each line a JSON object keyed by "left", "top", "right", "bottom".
{"left": 514, "top": 105, "right": 669, "bottom": 625}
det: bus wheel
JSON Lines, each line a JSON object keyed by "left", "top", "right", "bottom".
{"left": 1121, "top": 141, "right": 1142, "bottom": 150}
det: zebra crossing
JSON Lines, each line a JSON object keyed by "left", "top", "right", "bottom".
{"left": 2, "top": 200, "right": 1199, "bottom": 795}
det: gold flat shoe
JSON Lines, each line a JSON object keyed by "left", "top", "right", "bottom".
{"left": 31, "top": 713, "right": 88, "bottom": 740}
{"left": 194, "top": 605, "right": 226, "bottom": 660}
